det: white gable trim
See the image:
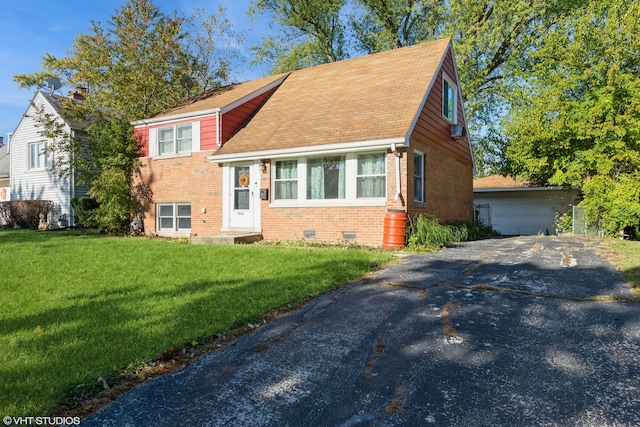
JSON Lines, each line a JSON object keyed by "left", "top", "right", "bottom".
{"left": 131, "top": 75, "right": 288, "bottom": 128}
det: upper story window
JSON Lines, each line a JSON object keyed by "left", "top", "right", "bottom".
{"left": 28, "top": 141, "right": 49, "bottom": 170}
{"left": 443, "top": 74, "right": 457, "bottom": 123}
{"left": 414, "top": 151, "right": 424, "bottom": 203}
{"left": 159, "top": 124, "right": 192, "bottom": 155}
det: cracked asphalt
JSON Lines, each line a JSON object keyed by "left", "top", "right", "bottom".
{"left": 81, "top": 236, "right": 640, "bottom": 427}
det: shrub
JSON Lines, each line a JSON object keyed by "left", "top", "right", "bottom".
{"left": 554, "top": 210, "right": 573, "bottom": 234}
{"left": 0, "top": 200, "right": 54, "bottom": 229}
{"left": 0, "top": 203, "right": 10, "bottom": 227}
{"left": 407, "top": 215, "right": 499, "bottom": 251}
{"left": 71, "top": 197, "right": 100, "bottom": 228}
{"left": 448, "top": 220, "right": 500, "bottom": 240}
{"left": 407, "top": 214, "right": 468, "bottom": 251}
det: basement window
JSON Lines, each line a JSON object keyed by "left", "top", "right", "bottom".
{"left": 157, "top": 203, "right": 191, "bottom": 232}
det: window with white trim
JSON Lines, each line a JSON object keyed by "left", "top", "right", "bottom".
{"left": 307, "top": 156, "right": 345, "bottom": 200}
{"left": 158, "top": 124, "right": 192, "bottom": 155}
{"left": 271, "top": 151, "right": 387, "bottom": 203}
{"left": 28, "top": 141, "right": 49, "bottom": 170}
{"left": 356, "top": 153, "right": 386, "bottom": 198}
{"left": 274, "top": 160, "right": 298, "bottom": 200}
{"left": 443, "top": 74, "right": 457, "bottom": 123}
{"left": 414, "top": 151, "right": 424, "bottom": 203}
{"left": 157, "top": 203, "right": 191, "bottom": 232}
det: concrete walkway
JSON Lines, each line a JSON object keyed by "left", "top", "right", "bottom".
{"left": 81, "top": 236, "right": 640, "bottom": 426}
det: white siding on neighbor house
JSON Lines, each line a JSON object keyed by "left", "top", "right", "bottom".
{"left": 9, "top": 92, "right": 80, "bottom": 227}
{"left": 474, "top": 189, "right": 581, "bottom": 235}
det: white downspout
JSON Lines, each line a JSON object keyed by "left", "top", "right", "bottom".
{"left": 391, "top": 142, "right": 401, "bottom": 201}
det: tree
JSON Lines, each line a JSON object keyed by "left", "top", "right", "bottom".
{"left": 248, "top": 0, "right": 347, "bottom": 73}
{"left": 351, "top": 0, "right": 446, "bottom": 54}
{"left": 249, "top": 0, "right": 583, "bottom": 174}
{"left": 14, "top": 0, "right": 238, "bottom": 233}
{"left": 503, "top": 0, "right": 640, "bottom": 235}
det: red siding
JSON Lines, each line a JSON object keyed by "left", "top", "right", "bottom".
{"left": 220, "top": 87, "right": 278, "bottom": 144}
{"left": 200, "top": 116, "right": 218, "bottom": 150}
{"left": 411, "top": 49, "right": 473, "bottom": 166}
{"left": 135, "top": 127, "right": 149, "bottom": 157}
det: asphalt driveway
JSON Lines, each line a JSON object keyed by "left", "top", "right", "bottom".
{"left": 82, "top": 236, "right": 640, "bottom": 426}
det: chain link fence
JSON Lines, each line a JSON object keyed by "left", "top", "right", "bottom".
{"left": 572, "top": 205, "right": 602, "bottom": 237}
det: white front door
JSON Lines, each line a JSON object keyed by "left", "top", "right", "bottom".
{"left": 229, "top": 163, "right": 255, "bottom": 229}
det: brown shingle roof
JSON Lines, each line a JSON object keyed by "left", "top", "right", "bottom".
{"left": 473, "top": 175, "right": 530, "bottom": 189}
{"left": 214, "top": 38, "right": 451, "bottom": 156}
{"left": 151, "top": 73, "right": 289, "bottom": 118}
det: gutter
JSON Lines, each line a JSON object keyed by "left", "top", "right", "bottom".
{"left": 391, "top": 142, "right": 402, "bottom": 202}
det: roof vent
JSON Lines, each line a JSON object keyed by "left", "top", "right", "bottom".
{"left": 451, "top": 124, "right": 466, "bottom": 139}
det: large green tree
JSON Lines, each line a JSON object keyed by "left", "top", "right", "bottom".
{"left": 248, "top": 0, "right": 347, "bottom": 73}
{"left": 503, "top": 0, "right": 640, "bottom": 235}
{"left": 249, "top": 0, "right": 583, "bottom": 175}
{"left": 14, "top": 0, "right": 239, "bottom": 233}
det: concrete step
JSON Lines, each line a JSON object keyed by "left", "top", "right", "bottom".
{"left": 191, "top": 232, "right": 263, "bottom": 245}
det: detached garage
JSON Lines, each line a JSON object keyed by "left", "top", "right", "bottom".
{"left": 473, "top": 175, "right": 581, "bottom": 235}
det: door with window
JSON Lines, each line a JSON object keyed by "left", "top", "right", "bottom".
{"left": 229, "top": 164, "right": 255, "bottom": 229}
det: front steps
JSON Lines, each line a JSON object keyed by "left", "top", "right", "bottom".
{"left": 191, "top": 232, "right": 263, "bottom": 245}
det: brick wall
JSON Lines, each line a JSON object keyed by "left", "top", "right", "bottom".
{"left": 137, "top": 145, "right": 471, "bottom": 244}
{"left": 136, "top": 151, "right": 223, "bottom": 236}
{"left": 259, "top": 151, "right": 407, "bottom": 246}
{"left": 407, "top": 142, "right": 473, "bottom": 223}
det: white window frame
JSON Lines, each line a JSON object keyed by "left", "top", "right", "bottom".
{"left": 273, "top": 159, "right": 298, "bottom": 200}
{"left": 271, "top": 151, "right": 387, "bottom": 206}
{"left": 157, "top": 203, "right": 191, "bottom": 233}
{"left": 442, "top": 73, "right": 458, "bottom": 124}
{"left": 158, "top": 124, "right": 192, "bottom": 155}
{"left": 356, "top": 152, "right": 387, "bottom": 199}
{"left": 414, "top": 151, "right": 424, "bottom": 203}
{"left": 28, "top": 141, "right": 50, "bottom": 170}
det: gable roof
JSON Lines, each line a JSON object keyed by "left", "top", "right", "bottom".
{"left": 133, "top": 73, "right": 289, "bottom": 125}
{"left": 474, "top": 175, "right": 530, "bottom": 190}
{"left": 212, "top": 38, "right": 452, "bottom": 159}
{"left": 11, "top": 91, "right": 87, "bottom": 138}
{"left": 473, "top": 175, "right": 576, "bottom": 192}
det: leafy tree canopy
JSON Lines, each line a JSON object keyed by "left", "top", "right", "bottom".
{"left": 503, "top": 0, "right": 640, "bottom": 235}
{"left": 14, "top": 0, "right": 241, "bottom": 233}
{"left": 249, "top": 0, "right": 585, "bottom": 174}
{"left": 248, "top": 0, "right": 347, "bottom": 73}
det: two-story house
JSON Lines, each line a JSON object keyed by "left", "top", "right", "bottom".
{"left": 132, "top": 38, "right": 474, "bottom": 245}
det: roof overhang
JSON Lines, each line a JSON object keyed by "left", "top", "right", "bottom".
{"left": 131, "top": 75, "right": 288, "bottom": 128}
{"left": 131, "top": 109, "right": 221, "bottom": 127}
{"left": 474, "top": 186, "right": 575, "bottom": 193}
{"left": 208, "top": 137, "right": 407, "bottom": 163}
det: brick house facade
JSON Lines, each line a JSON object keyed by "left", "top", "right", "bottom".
{"left": 133, "top": 38, "right": 473, "bottom": 246}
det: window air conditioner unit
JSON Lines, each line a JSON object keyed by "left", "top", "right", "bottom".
{"left": 451, "top": 124, "right": 466, "bottom": 139}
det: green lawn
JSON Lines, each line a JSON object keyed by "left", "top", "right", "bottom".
{"left": 609, "top": 239, "right": 640, "bottom": 290}
{"left": 0, "top": 230, "right": 393, "bottom": 416}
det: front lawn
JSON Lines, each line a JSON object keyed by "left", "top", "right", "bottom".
{"left": 0, "top": 230, "right": 393, "bottom": 417}
{"left": 609, "top": 238, "right": 640, "bottom": 290}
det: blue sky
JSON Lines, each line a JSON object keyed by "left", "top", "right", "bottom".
{"left": 0, "top": 0, "right": 271, "bottom": 142}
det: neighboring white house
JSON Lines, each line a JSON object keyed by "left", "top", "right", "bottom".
{"left": 0, "top": 143, "right": 9, "bottom": 201}
{"left": 8, "top": 90, "right": 88, "bottom": 228}
{"left": 473, "top": 175, "right": 581, "bottom": 235}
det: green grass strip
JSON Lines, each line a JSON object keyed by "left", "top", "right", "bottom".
{"left": 0, "top": 230, "right": 393, "bottom": 416}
